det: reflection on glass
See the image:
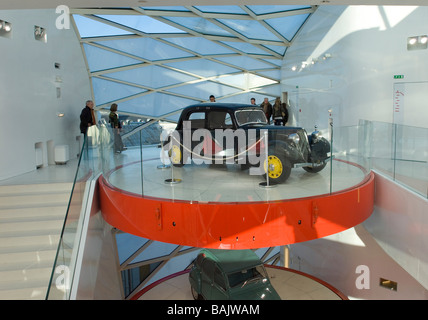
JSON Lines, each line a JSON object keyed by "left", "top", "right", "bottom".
{"left": 47, "top": 118, "right": 427, "bottom": 299}
{"left": 235, "top": 109, "right": 267, "bottom": 126}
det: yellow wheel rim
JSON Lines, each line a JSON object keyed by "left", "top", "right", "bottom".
{"left": 264, "top": 155, "right": 283, "bottom": 179}
{"left": 169, "top": 145, "right": 181, "bottom": 164}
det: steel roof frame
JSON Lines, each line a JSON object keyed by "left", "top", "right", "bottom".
{"left": 72, "top": 5, "right": 317, "bottom": 122}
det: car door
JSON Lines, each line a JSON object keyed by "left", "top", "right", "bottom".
{"left": 200, "top": 258, "right": 215, "bottom": 299}
{"left": 206, "top": 110, "right": 238, "bottom": 163}
{"left": 211, "top": 265, "right": 229, "bottom": 299}
{"left": 186, "top": 111, "right": 211, "bottom": 163}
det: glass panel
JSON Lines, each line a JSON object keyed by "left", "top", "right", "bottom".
{"left": 131, "top": 243, "right": 180, "bottom": 264}
{"left": 165, "top": 81, "right": 242, "bottom": 101}
{"left": 94, "top": 37, "right": 194, "bottom": 61}
{"left": 121, "top": 262, "right": 162, "bottom": 297}
{"left": 195, "top": 6, "right": 247, "bottom": 15}
{"left": 370, "top": 121, "right": 395, "bottom": 177}
{"left": 217, "top": 18, "right": 281, "bottom": 41}
{"left": 235, "top": 109, "right": 267, "bottom": 126}
{"left": 221, "top": 93, "right": 270, "bottom": 105}
{"left": 214, "top": 267, "right": 227, "bottom": 290}
{"left": 96, "top": 15, "right": 186, "bottom": 33}
{"left": 260, "top": 44, "right": 286, "bottom": 55}
{"left": 83, "top": 44, "right": 142, "bottom": 72}
{"left": 114, "top": 92, "right": 195, "bottom": 117}
{"left": 140, "top": 6, "right": 190, "bottom": 12}
{"left": 247, "top": 5, "right": 312, "bottom": 15}
{"left": 164, "top": 37, "right": 236, "bottom": 55}
{"left": 46, "top": 130, "right": 100, "bottom": 299}
{"left": 115, "top": 234, "right": 150, "bottom": 265}
{"left": 214, "top": 56, "right": 276, "bottom": 70}
{"left": 163, "top": 17, "right": 234, "bottom": 37}
{"left": 220, "top": 40, "right": 275, "bottom": 56}
{"left": 332, "top": 124, "right": 370, "bottom": 193}
{"left": 262, "top": 58, "right": 283, "bottom": 67}
{"left": 257, "top": 70, "right": 281, "bottom": 80}
{"left": 392, "top": 123, "right": 428, "bottom": 197}
{"left": 366, "top": 121, "right": 428, "bottom": 199}
{"left": 227, "top": 265, "right": 267, "bottom": 288}
{"left": 104, "top": 65, "right": 198, "bottom": 89}
{"left": 164, "top": 59, "right": 240, "bottom": 77}
{"left": 253, "top": 83, "right": 281, "bottom": 96}
{"left": 265, "top": 14, "right": 310, "bottom": 41}
{"left": 219, "top": 74, "right": 278, "bottom": 89}
{"left": 92, "top": 77, "right": 147, "bottom": 105}
{"left": 73, "top": 15, "right": 134, "bottom": 37}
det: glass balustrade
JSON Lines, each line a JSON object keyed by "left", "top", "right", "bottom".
{"left": 99, "top": 120, "right": 373, "bottom": 201}
{"left": 370, "top": 121, "right": 428, "bottom": 199}
{"left": 46, "top": 126, "right": 101, "bottom": 299}
{"left": 45, "top": 117, "right": 427, "bottom": 299}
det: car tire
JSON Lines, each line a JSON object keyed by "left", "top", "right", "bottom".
{"left": 191, "top": 286, "right": 201, "bottom": 300}
{"left": 303, "top": 161, "right": 326, "bottom": 173}
{"left": 168, "top": 144, "right": 185, "bottom": 167}
{"left": 263, "top": 149, "right": 291, "bottom": 184}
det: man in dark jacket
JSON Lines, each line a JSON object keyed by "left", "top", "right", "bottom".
{"left": 260, "top": 97, "right": 272, "bottom": 124}
{"left": 80, "top": 100, "right": 96, "bottom": 135}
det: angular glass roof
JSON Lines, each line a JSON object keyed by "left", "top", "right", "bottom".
{"left": 72, "top": 5, "right": 317, "bottom": 121}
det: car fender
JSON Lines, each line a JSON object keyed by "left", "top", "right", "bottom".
{"left": 189, "top": 269, "right": 202, "bottom": 293}
{"left": 267, "top": 139, "right": 300, "bottom": 162}
{"left": 309, "top": 136, "right": 330, "bottom": 161}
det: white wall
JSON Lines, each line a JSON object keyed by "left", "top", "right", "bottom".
{"left": 284, "top": 5, "right": 428, "bottom": 299}
{"left": 288, "top": 172, "right": 428, "bottom": 299}
{"left": 282, "top": 5, "right": 428, "bottom": 131}
{"left": 0, "top": 9, "right": 91, "bottom": 180}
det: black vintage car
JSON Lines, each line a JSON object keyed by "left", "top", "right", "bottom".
{"left": 164, "top": 103, "right": 330, "bottom": 184}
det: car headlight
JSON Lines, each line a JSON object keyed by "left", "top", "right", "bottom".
{"left": 311, "top": 130, "right": 321, "bottom": 142}
{"left": 288, "top": 133, "right": 300, "bottom": 144}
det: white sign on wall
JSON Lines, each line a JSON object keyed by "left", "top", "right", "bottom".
{"left": 393, "top": 83, "right": 405, "bottom": 125}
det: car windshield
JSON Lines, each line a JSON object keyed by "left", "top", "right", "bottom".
{"left": 235, "top": 109, "right": 267, "bottom": 126}
{"left": 227, "top": 265, "right": 268, "bottom": 288}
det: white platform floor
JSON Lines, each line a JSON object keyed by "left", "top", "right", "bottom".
{"left": 105, "top": 146, "right": 368, "bottom": 202}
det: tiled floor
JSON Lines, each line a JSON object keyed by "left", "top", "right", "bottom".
{"left": 0, "top": 158, "right": 79, "bottom": 186}
{"left": 138, "top": 267, "right": 344, "bottom": 300}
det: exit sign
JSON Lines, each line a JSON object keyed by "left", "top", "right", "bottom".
{"left": 394, "top": 75, "right": 404, "bottom": 79}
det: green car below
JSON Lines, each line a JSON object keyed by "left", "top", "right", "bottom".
{"left": 189, "top": 249, "right": 281, "bottom": 300}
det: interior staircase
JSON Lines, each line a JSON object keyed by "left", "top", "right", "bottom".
{"left": 0, "top": 182, "right": 72, "bottom": 299}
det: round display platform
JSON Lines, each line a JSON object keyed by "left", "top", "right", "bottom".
{"left": 133, "top": 266, "right": 347, "bottom": 300}
{"left": 106, "top": 146, "right": 367, "bottom": 202}
{"left": 99, "top": 146, "right": 374, "bottom": 249}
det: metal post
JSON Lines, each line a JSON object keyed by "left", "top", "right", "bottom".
{"left": 165, "top": 142, "right": 182, "bottom": 185}
{"left": 157, "top": 138, "right": 170, "bottom": 170}
{"left": 259, "top": 130, "right": 276, "bottom": 188}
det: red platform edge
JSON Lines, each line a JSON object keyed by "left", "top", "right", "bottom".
{"left": 99, "top": 167, "right": 374, "bottom": 249}
{"left": 130, "top": 266, "right": 348, "bottom": 300}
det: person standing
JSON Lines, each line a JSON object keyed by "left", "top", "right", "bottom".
{"left": 80, "top": 100, "right": 96, "bottom": 135}
{"left": 260, "top": 97, "right": 272, "bottom": 124}
{"left": 250, "top": 97, "right": 256, "bottom": 105}
{"left": 109, "top": 103, "right": 127, "bottom": 153}
{"left": 282, "top": 102, "right": 289, "bottom": 126}
{"left": 272, "top": 97, "right": 286, "bottom": 126}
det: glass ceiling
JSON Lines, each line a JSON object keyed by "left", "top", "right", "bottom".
{"left": 72, "top": 5, "right": 317, "bottom": 121}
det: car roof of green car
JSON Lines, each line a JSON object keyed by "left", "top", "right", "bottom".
{"left": 199, "top": 249, "right": 263, "bottom": 274}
